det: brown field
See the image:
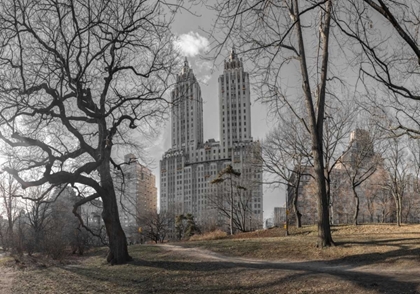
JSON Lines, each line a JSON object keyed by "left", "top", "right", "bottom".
{"left": 2, "top": 224, "right": 420, "bottom": 293}
{"left": 186, "top": 224, "right": 420, "bottom": 267}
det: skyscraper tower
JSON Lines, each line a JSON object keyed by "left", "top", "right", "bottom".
{"left": 171, "top": 58, "right": 203, "bottom": 150}
{"left": 219, "top": 48, "right": 252, "bottom": 154}
{"left": 160, "top": 52, "right": 263, "bottom": 239}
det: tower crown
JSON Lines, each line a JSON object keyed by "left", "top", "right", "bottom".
{"left": 177, "top": 57, "right": 195, "bottom": 82}
{"left": 182, "top": 57, "right": 189, "bottom": 73}
{"left": 229, "top": 47, "right": 237, "bottom": 61}
{"left": 225, "top": 47, "right": 242, "bottom": 70}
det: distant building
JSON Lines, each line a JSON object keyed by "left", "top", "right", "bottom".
{"left": 286, "top": 165, "right": 315, "bottom": 225}
{"left": 264, "top": 218, "right": 274, "bottom": 229}
{"left": 160, "top": 52, "right": 263, "bottom": 238}
{"left": 50, "top": 185, "right": 103, "bottom": 234}
{"left": 335, "top": 129, "right": 375, "bottom": 170}
{"left": 287, "top": 129, "right": 395, "bottom": 225}
{"left": 46, "top": 155, "right": 158, "bottom": 244}
{"left": 115, "top": 154, "right": 157, "bottom": 243}
{"left": 273, "top": 207, "right": 286, "bottom": 227}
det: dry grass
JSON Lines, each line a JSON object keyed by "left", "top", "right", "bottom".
{"left": 3, "top": 224, "right": 420, "bottom": 293}
{"left": 184, "top": 224, "right": 420, "bottom": 267}
{"left": 189, "top": 229, "right": 228, "bottom": 241}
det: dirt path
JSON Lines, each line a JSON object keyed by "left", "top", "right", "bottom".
{"left": 159, "top": 244, "right": 420, "bottom": 293}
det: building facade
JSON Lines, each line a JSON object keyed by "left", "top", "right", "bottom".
{"left": 286, "top": 129, "right": 396, "bottom": 226}
{"left": 160, "top": 52, "right": 263, "bottom": 238}
{"left": 273, "top": 207, "right": 286, "bottom": 227}
{"left": 115, "top": 154, "right": 158, "bottom": 243}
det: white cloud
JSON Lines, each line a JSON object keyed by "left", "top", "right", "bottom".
{"left": 174, "top": 32, "right": 209, "bottom": 57}
{"left": 195, "top": 60, "right": 213, "bottom": 72}
{"left": 198, "top": 74, "right": 211, "bottom": 85}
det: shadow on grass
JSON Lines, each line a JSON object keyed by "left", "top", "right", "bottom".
{"left": 61, "top": 244, "right": 420, "bottom": 294}
{"left": 334, "top": 237, "right": 420, "bottom": 249}
{"left": 330, "top": 246, "right": 420, "bottom": 266}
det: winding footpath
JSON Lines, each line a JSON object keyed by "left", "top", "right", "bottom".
{"left": 158, "top": 244, "right": 420, "bottom": 293}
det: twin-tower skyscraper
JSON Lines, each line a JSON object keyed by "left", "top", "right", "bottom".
{"left": 160, "top": 50, "right": 263, "bottom": 236}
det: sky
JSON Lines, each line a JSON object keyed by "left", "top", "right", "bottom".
{"left": 146, "top": 4, "right": 284, "bottom": 220}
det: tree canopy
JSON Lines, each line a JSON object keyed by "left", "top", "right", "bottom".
{"left": 0, "top": 0, "right": 181, "bottom": 264}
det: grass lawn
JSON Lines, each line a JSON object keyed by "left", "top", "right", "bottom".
{"left": 4, "top": 224, "right": 420, "bottom": 293}
{"left": 185, "top": 224, "right": 420, "bottom": 267}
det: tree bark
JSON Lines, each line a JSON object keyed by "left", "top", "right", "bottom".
{"left": 229, "top": 178, "right": 234, "bottom": 235}
{"left": 98, "top": 157, "right": 132, "bottom": 265}
{"left": 396, "top": 196, "right": 402, "bottom": 227}
{"left": 295, "top": 210, "right": 302, "bottom": 228}
{"left": 352, "top": 187, "right": 359, "bottom": 225}
{"left": 392, "top": 192, "right": 402, "bottom": 227}
{"left": 325, "top": 175, "right": 331, "bottom": 215}
{"left": 293, "top": 0, "right": 334, "bottom": 247}
{"left": 293, "top": 186, "right": 302, "bottom": 228}
{"left": 313, "top": 157, "right": 334, "bottom": 247}
{"left": 7, "top": 218, "right": 13, "bottom": 252}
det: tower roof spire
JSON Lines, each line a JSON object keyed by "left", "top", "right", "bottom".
{"left": 229, "top": 46, "right": 236, "bottom": 61}
{"left": 181, "top": 56, "right": 190, "bottom": 74}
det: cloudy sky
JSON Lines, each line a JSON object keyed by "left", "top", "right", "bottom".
{"left": 147, "top": 4, "right": 283, "bottom": 220}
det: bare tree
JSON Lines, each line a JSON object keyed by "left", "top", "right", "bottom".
{"left": 332, "top": 2, "right": 420, "bottom": 225}
{"left": 371, "top": 167, "right": 395, "bottom": 223}
{"left": 337, "top": 127, "right": 382, "bottom": 225}
{"left": 407, "top": 140, "right": 420, "bottom": 223}
{"left": 210, "top": 165, "right": 245, "bottom": 234}
{"left": 0, "top": 172, "right": 22, "bottom": 253}
{"left": 263, "top": 98, "right": 356, "bottom": 229}
{"left": 0, "top": 217, "right": 6, "bottom": 251}
{"left": 383, "top": 137, "right": 410, "bottom": 226}
{"left": 323, "top": 101, "right": 358, "bottom": 218}
{"left": 262, "top": 114, "right": 312, "bottom": 228}
{"left": 209, "top": 0, "right": 337, "bottom": 246}
{"left": 0, "top": 0, "right": 180, "bottom": 264}
{"left": 363, "top": 169, "right": 385, "bottom": 223}
{"left": 21, "top": 186, "right": 53, "bottom": 254}
{"left": 139, "top": 211, "right": 169, "bottom": 244}
{"left": 335, "top": 1, "right": 420, "bottom": 138}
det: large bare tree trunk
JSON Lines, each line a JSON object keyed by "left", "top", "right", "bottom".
{"left": 293, "top": 0, "right": 334, "bottom": 247}
{"left": 99, "top": 158, "right": 131, "bottom": 265}
{"left": 313, "top": 152, "right": 333, "bottom": 247}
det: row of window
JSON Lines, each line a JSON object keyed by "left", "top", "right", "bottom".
{"left": 223, "top": 128, "right": 247, "bottom": 133}
{"left": 221, "top": 77, "right": 246, "bottom": 84}
{"left": 223, "top": 121, "right": 247, "bottom": 127}
{"left": 223, "top": 103, "right": 247, "bottom": 109}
